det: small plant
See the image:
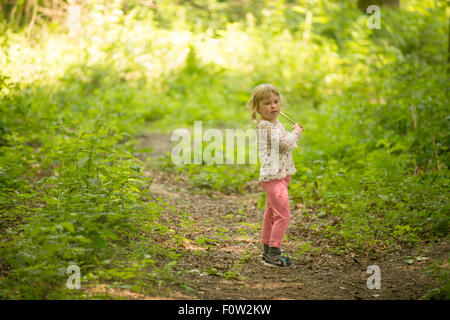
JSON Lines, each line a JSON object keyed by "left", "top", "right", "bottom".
{"left": 422, "top": 256, "right": 450, "bottom": 300}
{"left": 222, "top": 251, "right": 253, "bottom": 281}
{"left": 294, "top": 242, "right": 320, "bottom": 258}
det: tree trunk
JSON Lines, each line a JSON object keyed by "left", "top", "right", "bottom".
{"left": 0, "top": 0, "right": 16, "bottom": 21}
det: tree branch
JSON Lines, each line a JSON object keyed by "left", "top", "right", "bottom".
{"left": 26, "top": 0, "right": 38, "bottom": 37}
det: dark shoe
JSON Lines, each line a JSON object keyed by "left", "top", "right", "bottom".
{"left": 262, "top": 247, "right": 293, "bottom": 267}
{"left": 261, "top": 244, "right": 269, "bottom": 262}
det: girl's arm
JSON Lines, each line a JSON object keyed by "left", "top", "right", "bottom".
{"left": 258, "top": 121, "right": 301, "bottom": 152}
{"left": 279, "top": 129, "right": 301, "bottom": 151}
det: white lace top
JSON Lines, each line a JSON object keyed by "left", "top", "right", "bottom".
{"left": 256, "top": 119, "right": 301, "bottom": 182}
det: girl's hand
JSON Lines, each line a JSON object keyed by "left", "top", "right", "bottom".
{"left": 293, "top": 123, "right": 304, "bottom": 135}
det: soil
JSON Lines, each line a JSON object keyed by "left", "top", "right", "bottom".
{"left": 93, "top": 132, "right": 449, "bottom": 300}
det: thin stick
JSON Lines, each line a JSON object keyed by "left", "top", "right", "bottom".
{"left": 279, "top": 111, "right": 297, "bottom": 124}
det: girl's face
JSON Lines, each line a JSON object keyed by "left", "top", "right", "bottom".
{"left": 257, "top": 93, "right": 280, "bottom": 123}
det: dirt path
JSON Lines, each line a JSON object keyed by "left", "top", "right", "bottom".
{"left": 136, "top": 133, "right": 449, "bottom": 300}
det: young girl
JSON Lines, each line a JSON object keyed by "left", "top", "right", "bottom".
{"left": 246, "top": 84, "right": 304, "bottom": 267}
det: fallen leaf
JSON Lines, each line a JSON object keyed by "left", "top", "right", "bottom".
{"left": 415, "top": 256, "right": 430, "bottom": 262}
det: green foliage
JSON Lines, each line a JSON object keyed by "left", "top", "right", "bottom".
{"left": 294, "top": 242, "right": 320, "bottom": 258}
{"left": 223, "top": 251, "right": 253, "bottom": 280}
{"left": 0, "top": 62, "right": 178, "bottom": 299}
{"left": 422, "top": 255, "right": 450, "bottom": 300}
{"left": 0, "top": 0, "right": 448, "bottom": 298}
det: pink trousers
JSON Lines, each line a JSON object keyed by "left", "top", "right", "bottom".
{"left": 260, "top": 175, "right": 291, "bottom": 249}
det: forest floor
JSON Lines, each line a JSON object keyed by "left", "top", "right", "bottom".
{"left": 85, "top": 133, "right": 449, "bottom": 300}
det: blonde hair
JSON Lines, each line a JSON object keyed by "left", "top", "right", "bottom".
{"left": 245, "top": 83, "right": 286, "bottom": 125}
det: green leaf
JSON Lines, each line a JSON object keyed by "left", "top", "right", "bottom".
{"left": 29, "top": 225, "right": 41, "bottom": 237}
{"left": 60, "top": 222, "right": 75, "bottom": 233}
{"left": 75, "top": 235, "right": 92, "bottom": 243}
{"left": 130, "top": 165, "right": 141, "bottom": 172}
{"left": 91, "top": 237, "right": 107, "bottom": 248}
{"left": 98, "top": 167, "right": 112, "bottom": 178}
{"left": 14, "top": 254, "right": 26, "bottom": 267}
{"left": 78, "top": 156, "right": 89, "bottom": 168}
